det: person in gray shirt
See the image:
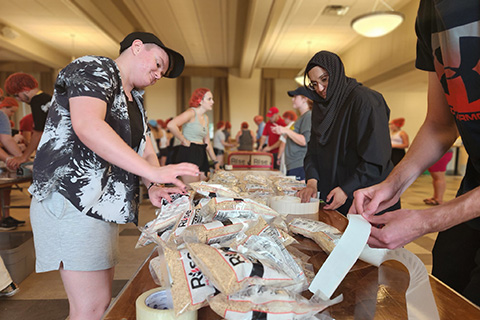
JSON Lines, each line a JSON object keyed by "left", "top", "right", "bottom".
{"left": 272, "top": 87, "right": 312, "bottom": 181}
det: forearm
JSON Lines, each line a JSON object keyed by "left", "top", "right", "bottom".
{"left": 167, "top": 124, "right": 187, "bottom": 144}
{"left": 141, "top": 137, "right": 161, "bottom": 187}
{"left": 22, "top": 130, "right": 42, "bottom": 159}
{"left": 385, "top": 72, "right": 458, "bottom": 194}
{"left": 75, "top": 118, "right": 156, "bottom": 179}
{"left": 285, "top": 130, "right": 306, "bottom": 146}
{"left": 0, "top": 148, "right": 9, "bottom": 161}
{"left": 0, "top": 136, "right": 22, "bottom": 157}
{"left": 424, "top": 187, "right": 480, "bottom": 233}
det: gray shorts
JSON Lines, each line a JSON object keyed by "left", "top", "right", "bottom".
{"left": 30, "top": 191, "right": 119, "bottom": 272}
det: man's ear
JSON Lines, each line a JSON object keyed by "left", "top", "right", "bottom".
{"left": 131, "top": 39, "right": 143, "bottom": 55}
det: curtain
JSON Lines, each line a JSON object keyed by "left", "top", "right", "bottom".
{"left": 259, "top": 77, "right": 274, "bottom": 117}
{"left": 176, "top": 76, "right": 191, "bottom": 114}
{"left": 39, "top": 71, "right": 54, "bottom": 96}
{"left": 213, "top": 77, "right": 230, "bottom": 125}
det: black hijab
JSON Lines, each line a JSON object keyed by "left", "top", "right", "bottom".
{"left": 304, "top": 51, "right": 360, "bottom": 145}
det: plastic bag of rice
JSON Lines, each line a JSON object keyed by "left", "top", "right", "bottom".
{"left": 189, "top": 181, "right": 241, "bottom": 197}
{"left": 163, "top": 245, "right": 217, "bottom": 315}
{"left": 288, "top": 218, "right": 342, "bottom": 254}
{"left": 208, "top": 285, "right": 330, "bottom": 320}
{"left": 181, "top": 218, "right": 256, "bottom": 245}
{"left": 186, "top": 242, "right": 297, "bottom": 295}
{"left": 168, "top": 204, "right": 210, "bottom": 243}
{"left": 200, "top": 197, "right": 281, "bottom": 223}
{"left": 135, "top": 194, "right": 191, "bottom": 248}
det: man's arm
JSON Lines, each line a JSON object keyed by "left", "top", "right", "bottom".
{"left": 6, "top": 129, "right": 42, "bottom": 169}
{"left": 350, "top": 72, "right": 462, "bottom": 249}
{"left": 351, "top": 72, "right": 458, "bottom": 216}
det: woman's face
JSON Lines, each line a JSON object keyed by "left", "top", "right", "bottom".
{"left": 135, "top": 43, "right": 170, "bottom": 88}
{"left": 307, "top": 66, "right": 329, "bottom": 99}
{"left": 292, "top": 95, "right": 304, "bottom": 109}
{"left": 200, "top": 91, "right": 214, "bottom": 110}
{"left": 1, "top": 105, "right": 18, "bottom": 117}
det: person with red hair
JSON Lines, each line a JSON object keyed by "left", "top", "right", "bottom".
{"left": 167, "top": 88, "right": 220, "bottom": 182}
{"left": 389, "top": 117, "right": 409, "bottom": 166}
{"left": 4, "top": 72, "right": 51, "bottom": 170}
{"left": 235, "top": 121, "right": 255, "bottom": 151}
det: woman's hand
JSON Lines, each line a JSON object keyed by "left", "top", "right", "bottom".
{"left": 147, "top": 163, "right": 199, "bottom": 190}
{"left": 297, "top": 179, "right": 318, "bottom": 203}
{"left": 182, "top": 139, "right": 191, "bottom": 147}
{"left": 148, "top": 185, "right": 187, "bottom": 207}
{"left": 323, "top": 187, "right": 347, "bottom": 210}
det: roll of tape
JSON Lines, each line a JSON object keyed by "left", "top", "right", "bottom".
{"left": 269, "top": 196, "right": 319, "bottom": 215}
{"left": 309, "top": 214, "right": 439, "bottom": 320}
{"left": 136, "top": 288, "right": 197, "bottom": 320}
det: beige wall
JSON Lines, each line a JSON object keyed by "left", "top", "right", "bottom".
{"left": 228, "top": 69, "right": 261, "bottom": 137}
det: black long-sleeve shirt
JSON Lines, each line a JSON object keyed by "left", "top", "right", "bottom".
{"left": 305, "top": 85, "right": 397, "bottom": 214}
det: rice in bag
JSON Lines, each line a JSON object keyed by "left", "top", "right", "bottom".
{"left": 288, "top": 218, "right": 342, "bottom": 254}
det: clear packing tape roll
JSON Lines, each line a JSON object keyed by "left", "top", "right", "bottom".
{"left": 309, "top": 214, "right": 440, "bottom": 320}
{"left": 136, "top": 288, "right": 197, "bottom": 320}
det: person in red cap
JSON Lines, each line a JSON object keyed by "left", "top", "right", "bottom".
{"left": 389, "top": 117, "right": 409, "bottom": 165}
{"left": 258, "top": 106, "right": 286, "bottom": 169}
{"left": 26, "top": 31, "right": 199, "bottom": 319}
{"left": 168, "top": 88, "right": 220, "bottom": 182}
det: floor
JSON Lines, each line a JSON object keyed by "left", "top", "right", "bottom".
{"left": 0, "top": 173, "right": 463, "bottom": 319}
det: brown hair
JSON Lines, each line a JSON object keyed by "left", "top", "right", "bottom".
{"left": 241, "top": 122, "right": 249, "bottom": 129}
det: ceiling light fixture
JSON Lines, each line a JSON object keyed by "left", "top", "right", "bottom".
{"left": 351, "top": 0, "right": 404, "bottom": 38}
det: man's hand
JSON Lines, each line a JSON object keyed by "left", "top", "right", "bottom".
{"left": 349, "top": 180, "right": 402, "bottom": 217}
{"left": 6, "top": 155, "right": 27, "bottom": 171}
{"left": 362, "top": 208, "right": 427, "bottom": 249}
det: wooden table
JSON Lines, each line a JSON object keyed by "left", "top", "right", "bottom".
{"left": 0, "top": 170, "right": 32, "bottom": 219}
{"left": 102, "top": 209, "right": 480, "bottom": 319}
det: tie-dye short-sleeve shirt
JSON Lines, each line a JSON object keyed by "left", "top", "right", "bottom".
{"left": 29, "top": 56, "right": 147, "bottom": 225}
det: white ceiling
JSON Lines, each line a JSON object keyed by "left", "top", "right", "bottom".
{"left": 0, "top": 0, "right": 412, "bottom": 78}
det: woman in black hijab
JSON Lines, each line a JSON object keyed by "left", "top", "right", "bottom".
{"left": 297, "top": 51, "right": 400, "bottom": 215}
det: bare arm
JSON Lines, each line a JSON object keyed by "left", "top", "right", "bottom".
{"left": 0, "top": 134, "right": 23, "bottom": 158}
{"left": 272, "top": 124, "right": 306, "bottom": 146}
{"left": 257, "top": 136, "right": 266, "bottom": 151}
{"left": 6, "top": 129, "right": 42, "bottom": 169}
{"left": 70, "top": 96, "right": 198, "bottom": 189}
{"left": 167, "top": 109, "right": 195, "bottom": 146}
{"left": 350, "top": 72, "right": 463, "bottom": 249}
{"left": 392, "top": 131, "right": 410, "bottom": 149}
